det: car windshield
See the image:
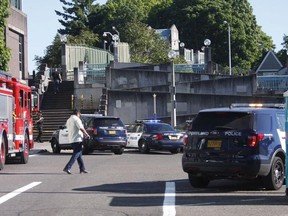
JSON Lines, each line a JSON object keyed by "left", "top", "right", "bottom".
{"left": 191, "top": 111, "right": 253, "bottom": 131}
{"left": 146, "top": 123, "right": 175, "bottom": 132}
{"left": 93, "top": 118, "right": 124, "bottom": 127}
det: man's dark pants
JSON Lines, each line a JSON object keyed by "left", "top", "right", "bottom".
{"left": 64, "top": 142, "right": 86, "bottom": 171}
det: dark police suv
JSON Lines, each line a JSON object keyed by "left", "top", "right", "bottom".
{"left": 126, "top": 120, "right": 184, "bottom": 154}
{"left": 182, "top": 103, "right": 285, "bottom": 190}
{"left": 50, "top": 114, "right": 127, "bottom": 155}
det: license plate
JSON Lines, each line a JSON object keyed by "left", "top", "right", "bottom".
{"left": 170, "top": 136, "right": 177, "bottom": 140}
{"left": 207, "top": 140, "right": 222, "bottom": 148}
{"left": 109, "top": 130, "right": 116, "bottom": 134}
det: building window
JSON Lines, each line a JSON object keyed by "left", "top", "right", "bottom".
{"left": 19, "top": 34, "right": 24, "bottom": 78}
{"left": 10, "top": 0, "right": 22, "bottom": 10}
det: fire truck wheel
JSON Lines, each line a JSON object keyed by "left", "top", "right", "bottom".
{"left": 0, "top": 135, "right": 6, "bottom": 170}
{"left": 20, "top": 133, "right": 29, "bottom": 164}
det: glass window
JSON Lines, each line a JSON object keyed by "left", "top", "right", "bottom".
{"left": 255, "top": 113, "right": 271, "bottom": 132}
{"left": 146, "top": 123, "right": 175, "bottom": 132}
{"left": 126, "top": 124, "right": 137, "bottom": 132}
{"left": 276, "top": 113, "right": 285, "bottom": 132}
{"left": 192, "top": 112, "right": 253, "bottom": 131}
{"left": 10, "top": 0, "right": 22, "bottom": 10}
{"left": 19, "top": 34, "right": 24, "bottom": 74}
{"left": 93, "top": 118, "right": 124, "bottom": 127}
{"left": 20, "top": 90, "right": 24, "bottom": 107}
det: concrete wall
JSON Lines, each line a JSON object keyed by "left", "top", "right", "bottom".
{"left": 6, "top": 6, "right": 28, "bottom": 79}
{"left": 105, "top": 66, "right": 281, "bottom": 124}
{"left": 107, "top": 90, "right": 283, "bottom": 124}
{"left": 73, "top": 65, "right": 283, "bottom": 125}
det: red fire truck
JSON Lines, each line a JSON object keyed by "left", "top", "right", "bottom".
{"left": 0, "top": 70, "right": 36, "bottom": 170}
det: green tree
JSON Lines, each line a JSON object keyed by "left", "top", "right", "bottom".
{"left": 122, "top": 21, "right": 171, "bottom": 64}
{"left": 34, "top": 34, "right": 63, "bottom": 70}
{"left": 0, "top": 0, "right": 10, "bottom": 71}
{"left": 148, "top": 0, "right": 274, "bottom": 72}
{"left": 95, "top": 0, "right": 173, "bottom": 43}
{"left": 55, "top": 0, "right": 100, "bottom": 46}
{"left": 276, "top": 35, "right": 288, "bottom": 66}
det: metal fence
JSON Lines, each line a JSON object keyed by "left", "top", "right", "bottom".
{"left": 78, "top": 64, "right": 107, "bottom": 84}
{"left": 257, "top": 75, "right": 288, "bottom": 93}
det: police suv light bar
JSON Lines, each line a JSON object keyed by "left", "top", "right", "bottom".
{"left": 230, "top": 103, "right": 284, "bottom": 109}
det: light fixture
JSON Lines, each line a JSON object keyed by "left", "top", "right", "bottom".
{"left": 204, "top": 39, "right": 211, "bottom": 46}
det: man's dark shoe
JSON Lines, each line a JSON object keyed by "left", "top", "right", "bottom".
{"left": 63, "top": 169, "right": 72, "bottom": 174}
{"left": 80, "top": 170, "right": 89, "bottom": 174}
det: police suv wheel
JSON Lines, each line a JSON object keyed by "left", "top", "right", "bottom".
{"left": 188, "top": 174, "right": 210, "bottom": 188}
{"left": 113, "top": 147, "right": 124, "bottom": 155}
{"left": 139, "top": 140, "right": 150, "bottom": 154}
{"left": 51, "top": 138, "right": 61, "bottom": 154}
{"left": 263, "top": 156, "right": 284, "bottom": 190}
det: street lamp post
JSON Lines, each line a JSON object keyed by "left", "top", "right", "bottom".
{"left": 153, "top": 94, "right": 157, "bottom": 119}
{"left": 103, "top": 31, "right": 120, "bottom": 62}
{"left": 224, "top": 21, "right": 232, "bottom": 75}
{"left": 203, "top": 39, "right": 212, "bottom": 73}
{"left": 179, "top": 42, "right": 185, "bottom": 57}
{"left": 168, "top": 50, "right": 177, "bottom": 127}
{"left": 103, "top": 40, "right": 107, "bottom": 50}
{"left": 112, "top": 26, "right": 120, "bottom": 42}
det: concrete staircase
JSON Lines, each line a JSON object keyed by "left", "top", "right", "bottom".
{"left": 33, "top": 81, "right": 74, "bottom": 141}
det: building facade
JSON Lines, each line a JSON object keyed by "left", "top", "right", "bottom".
{"left": 6, "top": 0, "right": 28, "bottom": 80}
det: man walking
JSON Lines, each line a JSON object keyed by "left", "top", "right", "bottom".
{"left": 51, "top": 70, "right": 62, "bottom": 94}
{"left": 63, "top": 109, "right": 90, "bottom": 174}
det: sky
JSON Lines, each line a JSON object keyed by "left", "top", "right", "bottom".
{"left": 22, "top": 0, "right": 286, "bottom": 73}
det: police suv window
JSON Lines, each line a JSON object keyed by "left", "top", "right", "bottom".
{"left": 192, "top": 112, "right": 253, "bottom": 131}
{"left": 255, "top": 114, "right": 272, "bottom": 132}
{"left": 137, "top": 125, "right": 144, "bottom": 133}
{"left": 276, "top": 113, "right": 285, "bottom": 132}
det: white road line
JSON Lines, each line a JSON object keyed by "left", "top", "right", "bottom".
{"left": 163, "top": 181, "right": 176, "bottom": 216}
{"left": 241, "top": 198, "right": 266, "bottom": 202}
{"left": 0, "top": 181, "right": 42, "bottom": 205}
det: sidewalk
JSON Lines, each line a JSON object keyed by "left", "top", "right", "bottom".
{"left": 30, "top": 141, "right": 52, "bottom": 154}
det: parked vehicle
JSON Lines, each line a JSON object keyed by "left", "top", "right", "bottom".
{"left": 126, "top": 120, "right": 184, "bottom": 154}
{"left": 0, "top": 70, "right": 38, "bottom": 169}
{"left": 50, "top": 114, "right": 127, "bottom": 155}
{"left": 182, "top": 103, "right": 286, "bottom": 190}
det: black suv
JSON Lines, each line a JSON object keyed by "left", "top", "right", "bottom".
{"left": 182, "top": 103, "right": 285, "bottom": 190}
{"left": 50, "top": 114, "right": 127, "bottom": 155}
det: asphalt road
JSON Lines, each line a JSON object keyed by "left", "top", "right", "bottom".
{"left": 0, "top": 142, "right": 288, "bottom": 216}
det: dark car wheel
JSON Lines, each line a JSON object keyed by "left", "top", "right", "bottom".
{"left": 170, "top": 148, "right": 180, "bottom": 154}
{"left": 113, "top": 147, "right": 124, "bottom": 155}
{"left": 188, "top": 174, "right": 210, "bottom": 188}
{"left": 51, "top": 138, "right": 61, "bottom": 153}
{"left": 139, "top": 140, "right": 150, "bottom": 154}
{"left": 82, "top": 144, "right": 93, "bottom": 155}
{"left": 263, "top": 156, "right": 284, "bottom": 190}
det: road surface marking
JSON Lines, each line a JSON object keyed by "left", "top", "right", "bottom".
{"left": 241, "top": 198, "right": 266, "bottom": 202}
{"left": 163, "top": 181, "right": 176, "bottom": 216}
{"left": 0, "top": 181, "right": 42, "bottom": 205}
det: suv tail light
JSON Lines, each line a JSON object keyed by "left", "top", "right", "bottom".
{"left": 248, "top": 134, "right": 264, "bottom": 147}
{"left": 183, "top": 134, "right": 188, "bottom": 145}
{"left": 88, "top": 127, "right": 97, "bottom": 135}
{"left": 153, "top": 134, "right": 163, "bottom": 140}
